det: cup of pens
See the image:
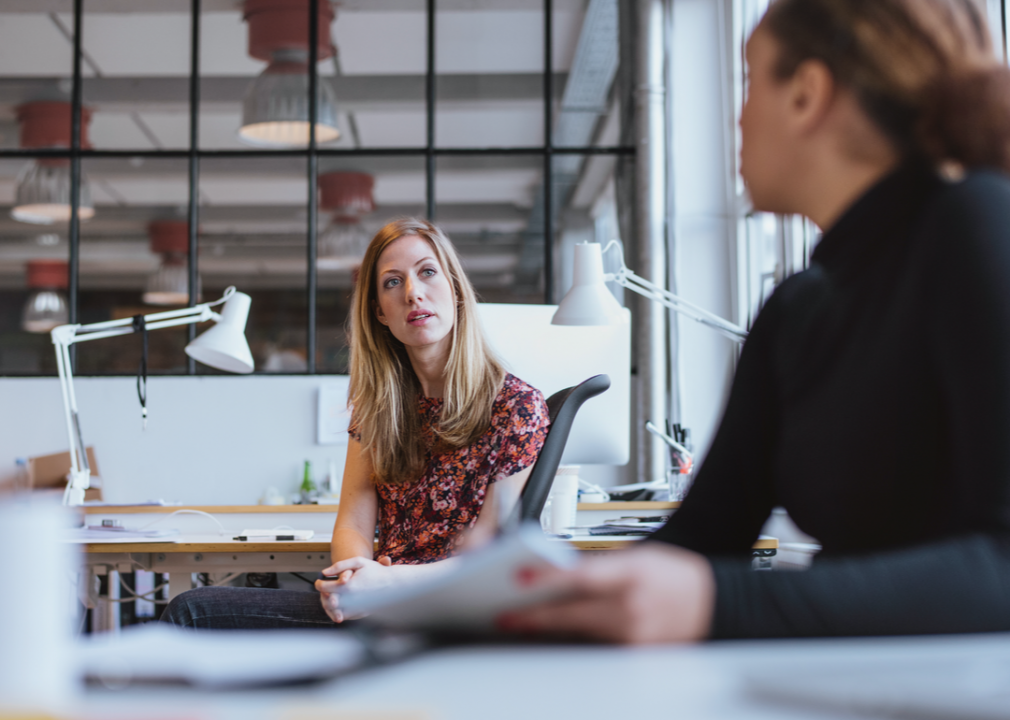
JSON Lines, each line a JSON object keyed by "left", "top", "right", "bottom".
{"left": 667, "top": 466, "right": 693, "bottom": 502}
{"left": 647, "top": 421, "right": 694, "bottom": 502}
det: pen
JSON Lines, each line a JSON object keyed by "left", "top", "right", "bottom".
{"left": 231, "top": 535, "right": 296, "bottom": 541}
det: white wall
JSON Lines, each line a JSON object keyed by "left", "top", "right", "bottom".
{"left": 0, "top": 375, "right": 349, "bottom": 505}
{"left": 0, "top": 303, "right": 631, "bottom": 503}
{"left": 668, "top": 0, "right": 739, "bottom": 460}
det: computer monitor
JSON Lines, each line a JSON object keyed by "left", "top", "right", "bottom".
{"left": 476, "top": 303, "right": 630, "bottom": 466}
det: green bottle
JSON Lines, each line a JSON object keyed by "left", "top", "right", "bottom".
{"left": 300, "top": 460, "right": 317, "bottom": 503}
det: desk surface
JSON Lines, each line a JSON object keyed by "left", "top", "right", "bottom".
{"left": 74, "top": 632, "right": 1010, "bottom": 720}
{"left": 81, "top": 534, "right": 778, "bottom": 554}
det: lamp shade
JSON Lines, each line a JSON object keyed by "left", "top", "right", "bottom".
{"left": 238, "top": 56, "right": 341, "bottom": 147}
{"left": 22, "top": 259, "right": 69, "bottom": 333}
{"left": 185, "top": 291, "right": 255, "bottom": 374}
{"left": 144, "top": 221, "right": 198, "bottom": 305}
{"left": 12, "top": 102, "right": 95, "bottom": 225}
{"left": 551, "top": 242, "right": 626, "bottom": 326}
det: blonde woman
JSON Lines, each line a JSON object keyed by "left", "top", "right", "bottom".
{"left": 162, "top": 218, "right": 549, "bottom": 629}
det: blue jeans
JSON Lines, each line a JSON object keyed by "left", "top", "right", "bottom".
{"left": 161, "top": 586, "right": 345, "bottom": 630}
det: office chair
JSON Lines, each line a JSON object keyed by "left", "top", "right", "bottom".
{"left": 505, "top": 373, "right": 611, "bottom": 529}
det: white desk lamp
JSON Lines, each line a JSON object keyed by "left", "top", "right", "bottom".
{"left": 552, "top": 241, "right": 744, "bottom": 491}
{"left": 551, "top": 240, "right": 748, "bottom": 343}
{"left": 50, "top": 286, "right": 254, "bottom": 506}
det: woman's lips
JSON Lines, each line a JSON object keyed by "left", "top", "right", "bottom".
{"left": 407, "top": 310, "right": 434, "bottom": 326}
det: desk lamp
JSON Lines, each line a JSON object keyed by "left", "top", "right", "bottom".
{"left": 552, "top": 242, "right": 745, "bottom": 492}
{"left": 50, "top": 286, "right": 254, "bottom": 506}
{"left": 551, "top": 240, "right": 747, "bottom": 343}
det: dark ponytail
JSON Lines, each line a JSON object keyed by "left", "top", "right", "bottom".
{"left": 764, "top": 0, "right": 1010, "bottom": 172}
{"left": 920, "top": 67, "right": 1010, "bottom": 171}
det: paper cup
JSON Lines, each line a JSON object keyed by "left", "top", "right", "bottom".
{"left": 0, "top": 499, "right": 79, "bottom": 712}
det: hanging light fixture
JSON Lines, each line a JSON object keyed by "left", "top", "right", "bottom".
{"left": 238, "top": 0, "right": 340, "bottom": 148}
{"left": 12, "top": 102, "right": 95, "bottom": 225}
{"left": 22, "top": 259, "right": 69, "bottom": 333}
{"left": 317, "top": 171, "right": 374, "bottom": 271}
{"left": 144, "top": 220, "right": 199, "bottom": 306}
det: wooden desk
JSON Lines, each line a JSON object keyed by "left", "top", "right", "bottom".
{"left": 79, "top": 503, "right": 777, "bottom": 630}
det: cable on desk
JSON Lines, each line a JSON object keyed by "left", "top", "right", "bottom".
{"left": 135, "top": 509, "right": 235, "bottom": 536}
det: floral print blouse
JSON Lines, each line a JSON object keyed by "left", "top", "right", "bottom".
{"left": 350, "top": 374, "right": 549, "bottom": 564}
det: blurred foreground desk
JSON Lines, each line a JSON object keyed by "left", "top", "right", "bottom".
{"left": 77, "top": 632, "right": 1010, "bottom": 720}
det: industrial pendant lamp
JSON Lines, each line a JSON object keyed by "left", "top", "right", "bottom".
{"left": 238, "top": 0, "right": 340, "bottom": 148}
{"left": 12, "top": 102, "right": 95, "bottom": 225}
{"left": 144, "top": 220, "right": 200, "bottom": 306}
{"left": 22, "top": 259, "right": 69, "bottom": 333}
{"left": 317, "top": 171, "right": 374, "bottom": 271}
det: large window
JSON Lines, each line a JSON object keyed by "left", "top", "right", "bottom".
{"left": 0, "top": 0, "right": 633, "bottom": 376}
{"left": 731, "top": 0, "right": 816, "bottom": 330}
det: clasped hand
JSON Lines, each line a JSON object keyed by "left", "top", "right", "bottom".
{"left": 315, "top": 555, "right": 395, "bottom": 623}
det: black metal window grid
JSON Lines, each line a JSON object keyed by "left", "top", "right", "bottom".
{"left": 0, "top": 0, "right": 635, "bottom": 377}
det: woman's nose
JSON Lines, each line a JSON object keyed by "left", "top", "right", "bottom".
{"left": 404, "top": 276, "right": 422, "bottom": 302}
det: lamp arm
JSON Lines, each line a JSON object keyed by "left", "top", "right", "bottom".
{"left": 611, "top": 268, "right": 748, "bottom": 343}
{"left": 49, "top": 287, "right": 237, "bottom": 505}
{"left": 645, "top": 420, "right": 693, "bottom": 458}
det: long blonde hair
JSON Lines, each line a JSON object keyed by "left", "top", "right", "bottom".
{"left": 348, "top": 218, "right": 505, "bottom": 485}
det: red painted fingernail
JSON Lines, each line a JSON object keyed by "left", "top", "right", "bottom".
{"left": 516, "top": 567, "right": 538, "bottom": 586}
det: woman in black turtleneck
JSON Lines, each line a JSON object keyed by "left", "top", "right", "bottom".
{"left": 500, "top": 0, "right": 1010, "bottom": 643}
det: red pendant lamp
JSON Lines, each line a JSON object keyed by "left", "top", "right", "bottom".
{"left": 12, "top": 101, "right": 95, "bottom": 225}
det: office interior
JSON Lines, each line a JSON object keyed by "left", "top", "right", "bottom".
{"left": 3, "top": 1, "right": 1010, "bottom": 718}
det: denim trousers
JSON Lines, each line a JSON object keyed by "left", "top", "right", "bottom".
{"left": 161, "top": 586, "right": 344, "bottom": 630}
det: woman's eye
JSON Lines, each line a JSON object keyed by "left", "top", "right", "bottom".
{"left": 421, "top": 267, "right": 436, "bottom": 277}
{"left": 384, "top": 277, "right": 400, "bottom": 288}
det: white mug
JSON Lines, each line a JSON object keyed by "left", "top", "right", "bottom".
{"left": 0, "top": 499, "right": 79, "bottom": 712}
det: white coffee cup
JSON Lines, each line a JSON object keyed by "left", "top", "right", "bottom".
{"left": 0, "top": 499, "right": 79, "bottom": 712}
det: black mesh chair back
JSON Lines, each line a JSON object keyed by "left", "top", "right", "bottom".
{"left": 504, "top": 374, "right": 611, "bottom": 529}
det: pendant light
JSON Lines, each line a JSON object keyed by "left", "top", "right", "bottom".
{"left": 22, "top": 259, "right": 69, "bottom": 333}
{"left": 12, "top": 102, "right": 95, "bottom": 225}
{"left": 317, "top": 171, "right": 374, "bottom": 271}
{"left": 144, "top": 220, "right": 200, "bottom": 306}
{"left": 238, "top": 0, "right": 340, "bottom": 148}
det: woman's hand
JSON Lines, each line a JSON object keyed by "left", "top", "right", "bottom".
{"left": 495, "top": 542, "right": 716, "bottom": 644}
{"left": 315, "top": 555, "right": 393, "bottom": 623}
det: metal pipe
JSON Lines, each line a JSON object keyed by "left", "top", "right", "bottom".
{"left": 634, "top": 0, "right": 669, "bottom": 486}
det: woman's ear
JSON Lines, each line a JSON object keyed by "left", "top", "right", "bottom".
{"left": 374, "top": 302, "right": 389, "bottom": 326}
{"left": 788, "top": 58, "right": 836, "bottom": 134}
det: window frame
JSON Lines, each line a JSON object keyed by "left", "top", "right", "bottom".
{"left": 0, "top": 0, "right": 635, "bottom": 377}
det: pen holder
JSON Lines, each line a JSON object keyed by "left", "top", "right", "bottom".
{"left": 0, "top": 499, "right": 79, "bottom": 712}
{"left": 667, "top": 467, "right": 694, "bottom": 502}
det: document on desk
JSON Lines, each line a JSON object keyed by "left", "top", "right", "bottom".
{"left": 64, "top": 527, "right": 180, "bottom": 543}
{"left": 339, "top": 524, "right": 577, "bottom": 632}
{"left": 77, "top": 623, "right": 367, "bottom": 688}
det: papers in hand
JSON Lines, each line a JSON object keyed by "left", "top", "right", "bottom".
{"left": 339, "top": 524, "right": 577, "bottom": 632}
{"left": 78, "top": 623, "right": 366, "bottom": 688}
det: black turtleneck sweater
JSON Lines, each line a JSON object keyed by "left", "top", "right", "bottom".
{"left": 651, "top": 162, "right": 1010, "bottom": 638}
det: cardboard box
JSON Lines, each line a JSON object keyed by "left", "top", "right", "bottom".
{"left": 28, "top": 448, "right": 103, "bottom": 502}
